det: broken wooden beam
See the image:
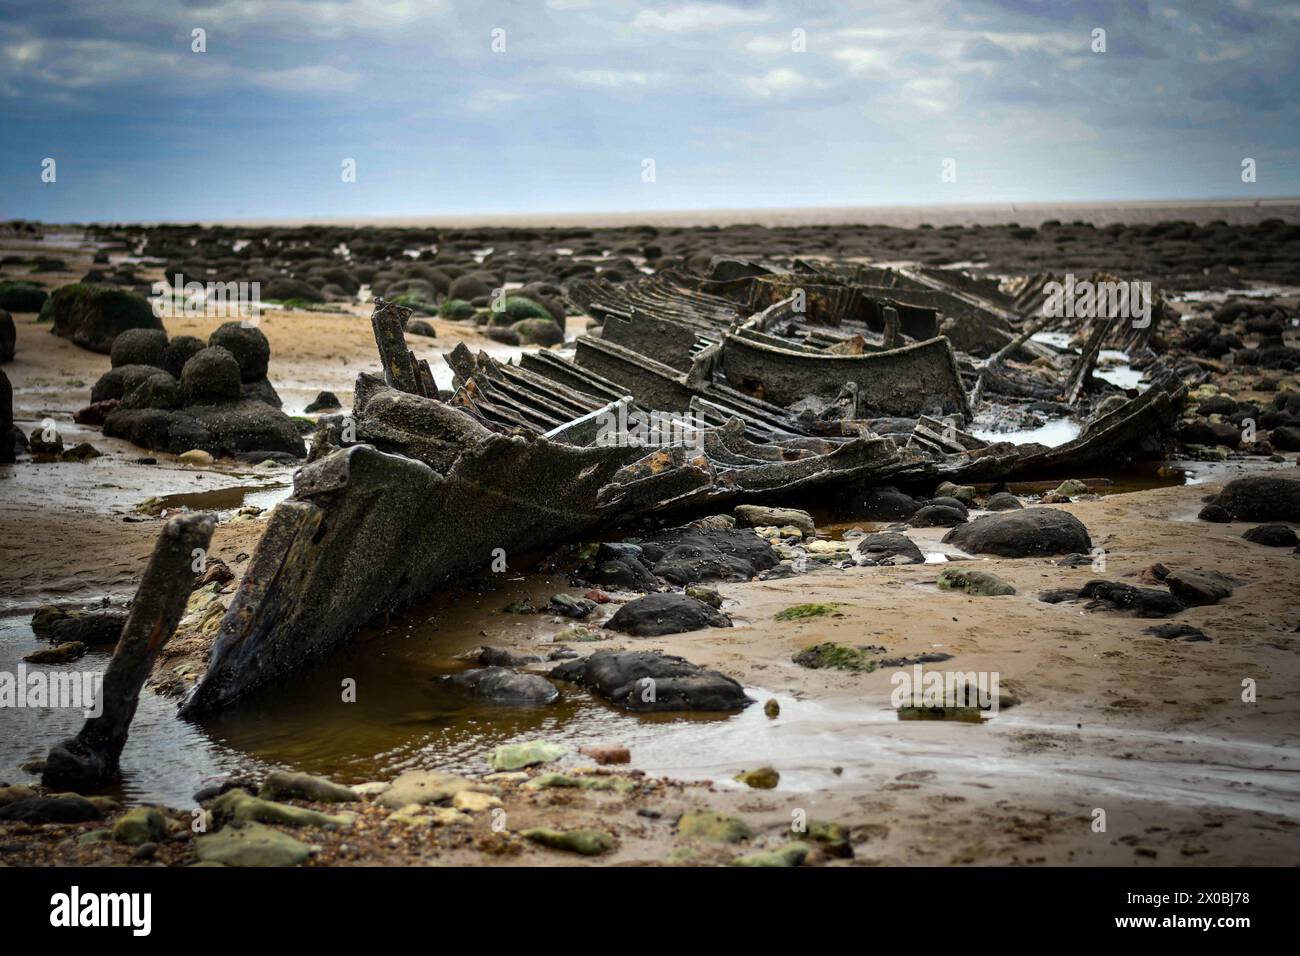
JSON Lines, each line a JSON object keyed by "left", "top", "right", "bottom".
{"left": 370, "top": 297, "right": 425, "bottom": 396}
{"left": 42, "top": 513, "right": 215, "bottom": 792}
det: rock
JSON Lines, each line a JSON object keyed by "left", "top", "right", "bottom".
{"left": 1078, "top": 580, "right": 1184, "bottom": 618}
{"left": 578, "top": 744, "right": 631, "bottom": 765}
{"left": 40, "top": 283, "right": 162, "bottom": 353}
{"left": 908, "top": 504, "right": 967, "bottom": 528}
{"left": 791, "top": 642, "right": 876, "bottom": 672}
{"left": 512, "top": 318, "right": 564, "bottom": 346}
{"left": 0, "top": 309, "right": 12, "bottom": 363}
{"left": 637, "top": 526, "right": 780, "bottom": 585}
{"left": 935, "top": 481, "right": 977, "bottom": 505}
{"left": 1164, "top": 569, "right": 1237, "bottom": 607}
{"left": 109, "top": 328, "right": 168, "bottom": 369}
{"left": 162, "top": 335, "right": 206, "bottom": 378}
{"left": 1137, "top": 562, "right": 1170, "bottom": 585}
{"left": 0, "top": 794, "right": 103, "bottom": 823}
{"left": 90, "top": 363, "right": 161, "bottom": 402}
{"left": 452, "top": 791, "right": 502, "bottom": 813}
{"left": 258, "top": 770, "right": 359, "bottom": 804}
{"left": 548, "top": 592, "right": 597, "bottom": 618}
{"left": 1198, "top": 503, "right": 1232, "bottom": 523}
{"left": 606, "top": 592, "right": 731, "bottom": 636}
{"left": 1242, "top": 524, "right": 1299, "bottom": 547}
{"left": 733, "top": 504, "right": 815, "bottom": 538}
{"left": 764, "top": 698, "right": 780, "bottom": 718}
{"left": 860, "top": 486, "right": 921, "bottom": 520}
{"left": 489, "top": 741, "right": 568, "bottom": 771}
{"left": 194, "top": 821, "right": 311, "bottom": 866}
{"left": 443, "top": 666, "right": 559, "bottom": 704}
{"left": 449, "top": 273, "right": 494, "bottom": 301}
{"left": 23, "top": 641, "right": 87, "bottom": 664}
{"left": 1178, "top": 419, "right": 1241, "bottom": 448}
{"left": 852, "top": 532, "right": 924, "bottom": 565}
{"left": 180, "top": 346, "right": 243, "bottom": 404}
{"left": 1205, "top": 477, "right": 1300, "bottom": 522}
{"left": 592, "top": 554, "right": 660, "bottom": 592}
{"left": 304, "top": 390, "right": 342, "bottom": 413}
{"left": 1144, "top": 623, "right": 1211, "bottom": 642}
{"left": 211, "top": 790, "right": 355, "bottom": 829}
{"left": 734, "top": 766, "right": 779, "bottom": 789}
{"left": 0, "top": 280, "right": 47, "bottom": 312}
{"left": 942, "top": 508, "right": 1091, "bottom": 557}
{"left": 60, "top": 441, "right": 102, "bottom": 462}
{"left": 1051, "top": 479, "right": 1089, "bottom": 498}
{"left": 406, "top": 319, "right": 437, "bottom": 338}
{"left": 733, "top": 842, "right": 811, "bottom": 867}
{"left": 475, "top": 646, "right": 542, "bottom": 667}
{"left": 1272, "top": 426, "right": 1300, "bottom": 451}
{"left": 379, "top": 770, "right": 476, "bottom": 809}
{"left": 984, "top": 491, "right": 1023, "bottom": 511}
{"left": 28, "top": 424, "right": 63, "bottom": 455}
{"left": 209, "top": 322, "right": 269, "bottom": 381}
{"left": 73, "top": 398, "right": 120, "bottom": 426}
{"left": 0, "top": 785, "right": 37, "bottom": 807}
{"left": 522, "top": 827, "right": 615, "bottom": 856}
{"left": 937, "top": 567, "right": 1016, "bottom": 596}
{"left": 178, "top": 449, "right": 214, "bottom": 466}
{"left": 31, "top": 606, "right": 126, "bottom": 645}
{"left": 676, "top": 809, "right": 753, "bottom": 843}
{"left": 690, "top": 514, "right": 736, "bottom": 530}
{"left": 684, "top": 584, "right": 723, "bottom": 608}
{"left": 121, "top": 371, "right": 182, "bottom": 411}
{"left": 112, "top": 806, "right": 168, "bottom": 845}
{"left": 550, "top": 650, "right": 752, "bottom": 713}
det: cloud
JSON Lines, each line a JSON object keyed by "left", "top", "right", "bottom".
{"left": 248, "top": 63, "right": 360, "bottom": 94}
{"left": 632, "top": 4, "right": 773, "bottom": 33}
{"left": 566, "top": 68, "right": 663, "bottom": 88}
{"left": 743, "top": 66, "right": 823, "bottom": 98}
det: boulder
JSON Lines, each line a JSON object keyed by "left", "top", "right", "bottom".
{"left": 209, "top": 321, "right": 270, "bottom": 381}
{"left": 512, "top": 318, "right": 564, "bottom": 346}
{"left": 180, "top": 346, "right": 243, "bottom": 404}
{"left": 1, "top": 308, "right": 16, "bottom": 362}
{"left": 258, "top": 770, "right": 358, "bottom": 804}
{"left": 984, "top": 492, "right": 1024, "bottom": 511}
{"left": 909, "top": 504, "right": 967, "bottom": 528}
{"left": 109, "top": 328, "right": 168, "bottom": 369}
{"left": 1204, "top": 477, "right": 1300, "bottom": 522}
{"left": 638, "top": 526, "right": 780, "bottom": 585}
{"left": 550, "top": 650, "right": 752, "bottom": 713}
{"left": 442, "top": 666, "right": 559, "bottom": 704}
{"left": 0, "top": 794, "right": 103, "bottom": 823}
{"left": 937, "top": 567, "right": 1016, "bottom": 596}
{"left": 161, "top": 335, "right": 206, "bottom": 378}
{"left": 304, "top": 390, "right": 342, "bottom": 413}
{"left": 935, "top": 481, "right": 977, "bottom": 505}
{"left": 942, "top": 508, "right": 1091, "bottom": 558}
{"left": 1242, "top": 524, "right": 1299, "bottom": 548}
{"left": 1164, "top": 569, "right": 1237, "bottom": 607}
{"left": 1078, "top": 580, "right": 1184, "bottom": 618}
{"left": 31, "top": 606, "right": 127, "bottom": 645}
{"left": 852, "top": 532, "right": 924, "bottom": 565}
{"left": 112, "top": 806, "right": 168, "bottom": 845}
{"left": 0, "top": 280, "right": 48, "bottom": 312}
{"left": 733, "top": 504, "right": 816, "bottom": 538}
{"left": 194, "top": 821, "right": 311, "bottom": 867}
{"left": 40, "top": 283, "right": 162, "bottom": 353}
{"left": 859, "top": 486, "right": 921, "bottom": 520}
{"left": 605, "top": 593, "right": 731, "bottom": 636}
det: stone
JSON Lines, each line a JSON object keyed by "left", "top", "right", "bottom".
{"left": 0, "top": 785, "right": 37, "bottom": 808}
{"left": 177, "top": 449, "right": 214, "bottom": 466}
{"left": 1205, "top": 477, "right": 1300, "bottom": 522}
{"left": 1242, "top": 524, "right": 1299, "bottom": 548}
{"left": 1198, "top": 503, "right": 1232, "bottom": 523}
{"left": 451, "top": 790, "right": 502, "bottom": 813}
{"left": 512, "top": 318, "right": 564, "bottom": 346}
{"left": 1144, "top": 623, "right": 1211, "bottom": 642}
{"left": 550, "top": 650, "right": 752, "bottom": 713}
{"left": 522, "top": 827, "right": 615, "bottom": 856}
{"left": 110, "top": 328, "right": 168, "bottom": 369}
{"left": 734, "top": 766, "right": 780, "bottom": 789}
{"left": 209, "top": 322, "right": 270, "bottom": 381}
{"left": 40, "top": 283, "right": 162, "bottom": 353}
{"left": 937, "top": 567, "right": 1016, "bottom": 596}
{"left": 676, "top": 809, "right": 753, "bottom": 843}
{"left": 194, "top": 821, "right": 311, "bottom": 867}
{"left": 908, "top": 504, "right": 967, "bottom": 528}
{"left": 852, "top": 532, "right": 924, "bottom": 565}
{"left": 488, "top": 741, "right": 568, "bottom": 772}
{"left": 942, "top": 508, "right": 1091, "bottom": 557}
{"left": 859, "top": 486, "right": 921, "bottom": 520}
{"left": 475, "top": 646, "right": 542, "bottom": 667}
{"left": 379, "top": 770, "right": 476, "bottom": 809}
{"left": 258, "top": 770, "right": 359, "bottom": 804}
{"left": 791, "top": 642, "right": 876, "bottom": 672}
{"left": 443, "top": 666, "right": 559, "bottom": 704}
{"left": 1051, "top": 479, "right": 1089, "bottom": 498}
{"left": 112, "top": 806, "right": 168, "bottom": 845}
{"left": 606, "top": 592, "right": 731, "bottom": 636}
{"left": 578, "top": 744, "right": 631, "bottom": 765}
{"left": 732, "top": 842, "right": 811, "bottom": 867}
{"left": 733, "top": 504, "right": 815, "bottom": 538}
{"left": 23, "top": 641, "right": 87, "bottom": 664}
{"left": 984, "top": 491, "right": 1023, "bottom": 511}
{"left": 180, "top": 346, "right": 243, "bottom": 404}
{"left": 764, "top": 698, "right": 780, "bottom": 718}
{"left": 0, "top": 794, "right": 103, "bottom": 823}
{"left": 162, "top": 335, "right": 206, "bottom": 378}
{"left": 1164, "top": 569, "right": 1237, "bottom": 607}
{"left": 935, "top": 481, "right": 977, "bottom": 505}
{"left": 684, "top": 584, "right": 723, "bottom": 608}
{"left": 774, "top": 602, "right": 847, "bottom": 622}
{"left": 1078, "top": 580, "right": 1184, "bottom": 618}
{"left": 210, "top": 790, "right": 355, "bottom": 829}
{"left": 638, "top": 526, "right": 780, "bottom": 585}
{"left": 303, "top": 391, "right": 342, "bottom": 413}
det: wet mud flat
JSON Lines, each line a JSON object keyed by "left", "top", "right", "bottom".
{"left": 2, "top": 217, "right": 1300, "bottom": 866}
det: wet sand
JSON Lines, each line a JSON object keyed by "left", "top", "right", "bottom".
{"left": 2, "top": 237, "right": 1299, "bottom": 867}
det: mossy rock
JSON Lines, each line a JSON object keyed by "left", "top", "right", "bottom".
{"left": 791, "top": 642, "right": 876, "bottom": 673}
{"left": 488, "top": 740, "right": 567, "bottom": 771}
{"left": 774, "top": 602, "right": 848, "bottom": 622}
{"left": 511, "top": 318, "right": 564, "bottom": 346}
{"left": 109, "top": 328, "right": 168, "bottom": 369}
{"left": 734, "top": 766, "right": 780, "bottom": 789}
{"left": 112, "top": 806, "right": 168, "bottom": 845}
{"left": 493, "top": 295, "right": 554, "bottom": 323}
{"left": 937, "top": 567, "right": 1016, "bottom": 596}
{"left": 0, "top": 280, "right": 48, "bottom": 312}
{"left": 210, "top": 789, "right": 355, "bottom": 830}
{"left": 194, "top": 821, "right": 311, "bottom": 867}
{"left": 40, "top": 283, "right": 161, "bottom": 354}
{"left": 676, "top": 809, "right": 753, "bottom": 843}
{"left": 732, "top": 841, "right": 811, "bottom": 867}
{"left": 438, "top": 298, "right": 476, "bottom": 321}
{"left": 390, "top": 291, "right": 438, "bottom": 315}
{"left": 522, "top": 827, "right": 616, "bottom": 856}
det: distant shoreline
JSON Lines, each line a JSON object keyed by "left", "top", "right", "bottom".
{"left": 173, "top": 197, "right": 1299, "bottom": 230}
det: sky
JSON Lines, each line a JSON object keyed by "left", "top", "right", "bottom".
{"left": 1, "top": 0, "right": 1297, "bottom": 222}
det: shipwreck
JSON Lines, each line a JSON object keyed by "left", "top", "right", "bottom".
{"left": 161, "top": 259, "right": 1186, "bottom": 716}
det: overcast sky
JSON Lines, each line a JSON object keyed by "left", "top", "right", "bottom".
{"left": 2, "top": 0, "right": 1297, "bottom": 221}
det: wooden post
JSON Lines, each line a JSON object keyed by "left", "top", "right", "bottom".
{"left": 42, "top": 513, "right": 215, "bottom": 792}
{"left": 369, "top": 297, "right": 424, "bottom": 396}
